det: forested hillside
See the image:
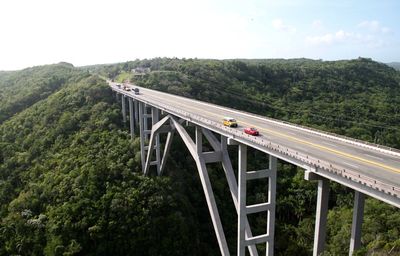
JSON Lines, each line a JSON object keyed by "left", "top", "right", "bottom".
{"left": 0, "top": 65, "right": 202, "bottom": 255}
{"left": 1, "top": 59, "right": 399, "bottom": 255}
{"left": 0, "top": 63, "right": 80, "bottom": 123}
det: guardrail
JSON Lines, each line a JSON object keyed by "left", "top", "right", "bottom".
{"left": 112, "top": 86, "right": 400, "bottom": 200}
{"left": 221, "top": 106, "right": 400, "bottom": 158}
{"left": 133, "top": 84, "right": 400, "bottom": 158}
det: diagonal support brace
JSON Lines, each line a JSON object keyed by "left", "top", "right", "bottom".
{"left": 203, "top": 130, "right": 259, "bottom": 256}
{"left": 171, "top": 120, "right": 230, "bottom": 256}
{"left": 144, "top": 115, "right": 174, "bottom": 175}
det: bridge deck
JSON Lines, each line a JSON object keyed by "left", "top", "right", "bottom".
{"left": 110, "top": 82, "right": 400, "bottom": 204}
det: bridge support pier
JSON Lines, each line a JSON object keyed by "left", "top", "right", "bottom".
{"left": 237, "top": 143, "right": 277, "bottom": 256}
{"left": 194, "top": 126, "right": 230, "bottom": 255}
{"left": 305, "top": 170, "right": 330, "bottom": 256}
{"left": 143, "top": 107, "right": 161, "bottom": 174}
{"left": 349, "top": 191, "right": 365, "bottom": 255}
{"left": 138, "top": 101, "right": 162, "bottom": 174}
{"left": 139, "top": 102, "right": 146, "bottom": 171}
{"left": 128, "top": 98, "right": 135, "bottom": 139}
{"left": 143, "top": 105, "right": 149, "bottom": 140}
{"left": 151, "top": 108, "right": 161, "bottom": 171}
{"left": 145, "top": 116, "right": 272, "bottom": 255}
{"left": 314, "top": 178, "right": 330, "bottom": 256}
{"left": 174, "top": 124, "right": 230, "bottom": 255}
{"left": 121, "top": 95, "right": 126, "bottom": 123}
{"left": 305, "top": 171, "right": 366, "bottom": 256}
{"left": 143, "top": 114, "right": 279, "bottom": 256}
{"left": 134, "top": 100, "right": 139, "bottom": 127}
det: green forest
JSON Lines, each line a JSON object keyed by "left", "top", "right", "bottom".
{"left": 1, "top": 59, "right": 399, "bottom": 255}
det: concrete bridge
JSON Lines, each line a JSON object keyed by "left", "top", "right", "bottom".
{"left": 109, "top": 81, "right": 400, "bottom": 256}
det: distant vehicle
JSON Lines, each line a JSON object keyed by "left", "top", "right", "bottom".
{"left": 133, "top": 88, "right": 140, "bottom": 95}
{"left": 244, "top": 127, "right": 259, "bottom": 136}
{"left": 122, "top": 85, "right": 131, "bottom": 91}
{"left": 116, "top": 84, "right": 121, "bottom": 88}
{"left": 223, "top": 117, "right": 238, "bottom": 127}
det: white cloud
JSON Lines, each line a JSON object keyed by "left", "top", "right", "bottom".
{"left": 306, "top": 30, "right": 354, "bottom": 45}
{"left": 312, "top": 20, "right": 323, "bottom": 30}
{"left": 306, "top": 29, "right": 387, "bottom": 49}
{"left": 272, "top": 19, "right": 296, "bottom": 33}
{"left": 305, "top": 19, "right": 393, "bottom": 48}
{"left": 357, "top": 20, "right": 391, "bottom": 34}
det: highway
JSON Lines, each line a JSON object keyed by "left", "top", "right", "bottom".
{"left": 111, "top": 82, "right": 400, "bottom": 201}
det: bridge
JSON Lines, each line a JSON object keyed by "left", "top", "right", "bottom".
{"left": 108, "top": 81, "right": 400, "bottom": 256}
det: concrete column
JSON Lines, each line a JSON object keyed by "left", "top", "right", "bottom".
{"left": 159, "top": 131, "right": 174, "bottom": 175}
{"left": 151, "top": 107, "right": 161, "bottom": 173}
{"left": 121, "top": 95, "right": 126, "bottom": 123}
{"left": 144, "top": 105, "right": 152, "bottom": 141}
{"left": 349, "top": 191, "right": 365, "bottom": 256}
{"left": 196, "top": 126, "right": 202, "bottom": 153}
{"left": 313, "top": 178, "right": 330, "bottom": 256}
{"left": 237, "top": 143, "right": 247, "bottom": 256}
{"left": 129, "top": 98, "right": 134, "bottom": 139}
{"left": 219, "top": 136, "right": 259, "bottom": 256}
{"left": 267, "top": 156, "right": 277, "bottom": 256}
{"left": 138, "top": 102, "right": 145, "bottom": 171}
{"left": 144, "top": 105, "right": 149, "bottom": 140}
{"left": 134, "top": 100, "right": 139, "bottom": 127}
{"left": 189, "top": 126, "right": 229, "bottom": 256}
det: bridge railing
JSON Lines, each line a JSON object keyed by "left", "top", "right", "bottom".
{"left": 131, "top": 84, "right": 400, "bottom": 157}
{"left": 113, "top": 87, "right": 400, "bottom": 199}
{"left": 190, "top": 114, "right": 400, "bottom": 199}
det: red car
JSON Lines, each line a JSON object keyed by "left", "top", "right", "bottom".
{"left": 244, "top": 127, "right": 259, "bottom": 136}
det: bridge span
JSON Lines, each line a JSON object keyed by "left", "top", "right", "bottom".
{"left": 109, "top": 81, "right": 399, "bottom": 256}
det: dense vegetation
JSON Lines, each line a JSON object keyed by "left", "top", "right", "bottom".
{"left": 0, "top": 65, "right": 201, "bottom": 255}
{"left": 1, "top": 59, "right": 399, "bottom": 255}
{"left": 0, "top": 63, "right": 79, "bottom": 124}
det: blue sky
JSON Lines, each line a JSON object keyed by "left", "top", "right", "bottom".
{"left": 0, "top": 0, "right": 399, "bottom": 70}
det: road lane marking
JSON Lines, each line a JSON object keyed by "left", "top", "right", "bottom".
{"left": 364, "top": 153, "right": 384, "bottom": 161}
{"left": 240, "top": 120, "right": 400, "bottom": 174}
{"left": 319, "top": 141, "right": 340, "bottom": 148}
{"left": 137, "top": 91, "right": 400, "bottom": 174}
{"left": 343, "top": 162, "right": 361, "bottom": 170}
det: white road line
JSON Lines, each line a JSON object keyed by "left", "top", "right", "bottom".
{"left": 320, "top": 141, "right": 340, "bottom": 148}
{"left": 343, "top": 162, "right": 361, "bottom": 170}
{"left": 364, "top": 153, "right": 384, "bottom": 161}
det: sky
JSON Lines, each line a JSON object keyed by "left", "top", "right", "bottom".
{"left": 0, "top": 0, "right": 399, "bottom": 70}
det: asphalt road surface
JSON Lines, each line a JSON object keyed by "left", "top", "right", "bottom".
{"left": 112, "top": 82, "right": 400, "bottom": 189}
